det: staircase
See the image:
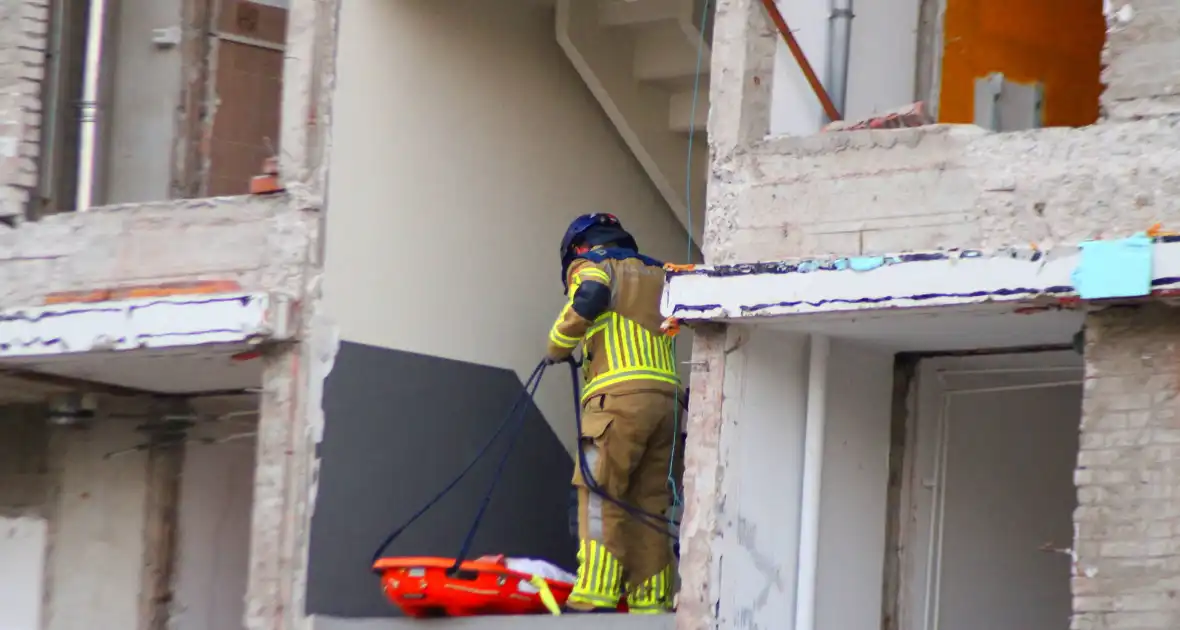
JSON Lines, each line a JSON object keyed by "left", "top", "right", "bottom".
{"left": 556, "top": 0, "right": 712, "bottom": 243}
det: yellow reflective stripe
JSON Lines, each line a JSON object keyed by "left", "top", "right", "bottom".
{"left": 626, "top": 566, "right": 673, "bottom": 611}
{"left": 599, "top": 314, "right": 676, "bottom": 372}
{"left": 571, "top": 540, "right": 622, "bottom": 605}
{"left": 606, "top": 314, "right": 621, "bottom": 371}
{"left": 576, "top": 540, "right": 587, "bottom": 590}
{"left": 624, "top": 319, "right": 642, "bottom": 368}
{"left": 583, "top": 370, "right": 680, "bottom": 401}
{"left": 549, "top": 303, "right": 582, "bottom": 348}
{"left": 549, "top": 331, "right": 577, "bottom": 349}
{"left": 569, "top": 592, "right": 617, "bottom": 607}
{"left": 576, "top": 268, "right": 610, "bottom": 284}
{"left": 580, "top": 313, "right": 679, "bottom": 399}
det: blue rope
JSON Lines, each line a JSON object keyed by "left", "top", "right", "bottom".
{"left": 667, "top": 0, "right": 714, "bottom": 511}
{"left": 567, "top": 360, "right": 680, "bottom": 540}
{"left": 369, "top": 361, "right": 546, "bottom": 569}
{"left": 449, "top": 364, "right": 546, "bottom": 571}
{"left": 370, "top": 359, "right": 682, "bottom": 575}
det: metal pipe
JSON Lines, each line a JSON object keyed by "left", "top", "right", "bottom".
{"left": 794, "top": 333, "right": 830, "bottom": 630}
{"left": 39, "top": 0, "right": 69, "bottom": 207}
{"left": 937, "top": 367, "right": 1082, "bottom": 376}
{"left": 211, "top": 31, "right": 286, "bottom": 53}
{"left": 758, "top": 0, "right": 842, "bottom": 122}
{"left": 945, "top": 380, "right": 1083, "bottom": 396}
{"left": 75, "top": 0, "right": 110, "bottom": 212}
{"left": 826, "top": 0, "right": 855, "bottom": 116}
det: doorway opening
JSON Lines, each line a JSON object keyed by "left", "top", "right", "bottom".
{"left": 894, "top": 350, "right": 1082, "bottom": 630}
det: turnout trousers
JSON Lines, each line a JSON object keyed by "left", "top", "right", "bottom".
{"left": 566, "top": 389, "right": 677, "bottom": 613}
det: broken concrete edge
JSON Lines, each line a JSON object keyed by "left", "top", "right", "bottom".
{"left": 244, "top": 241, "right": 330, "bottom": 630}
{"left": 662, "top": 235, "right": 1180, "bottom": 321}
{"left": 279, "top": 0, "right": 342, "bottom": 207}
{"left": 0, "top": 193, "right": 318, "bottom": 309}
{"left": 0, "top": 291, "right": 296, "bottom": 358}
{"left": 675, "top": 324, "right": 728, "bottom": 630}
{"left": 703, "top": 0, "right": 1180, "bottom": 266}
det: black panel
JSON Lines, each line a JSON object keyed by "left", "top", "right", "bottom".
{"left": 306, "top": 341, "right": 577, "bottom": 618}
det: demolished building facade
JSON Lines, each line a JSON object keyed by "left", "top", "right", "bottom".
{"left": 1, "top": 0, "right": 695, "bottom": 629}
{"left": 6, "top": 0, "right": 1178, "bottom": 628}
{"left": 670, "top": 0, "right": 1180, "bottom": 629}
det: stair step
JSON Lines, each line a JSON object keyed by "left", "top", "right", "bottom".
{"left": 598, "top": 0, "right": 690, "bottom": 27}
{"left": 633, "top": 21, "right": 710, "bottom": 85}
{"left": 668, "top": 86, "right": 710, "bottom": 134}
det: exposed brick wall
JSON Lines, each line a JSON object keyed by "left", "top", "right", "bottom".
{"left": 0, "top": 0, "right": 48, "bottom": 223}
{"left": 1074, "top": 303, "right": 1180, "bottom": 630}
{"left": 206, "top": 0, "right": 285, "bottom": 196}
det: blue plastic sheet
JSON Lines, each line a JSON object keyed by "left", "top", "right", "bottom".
{"left": 1072, "top": 233, "right": 1153, "bottom": 299}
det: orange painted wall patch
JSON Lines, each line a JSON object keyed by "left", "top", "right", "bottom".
{"left": 938, "top": 0, "right": 1106, "bottom": 127}
{"left": 43, "top": 280, "right": 244, "bottom": 306}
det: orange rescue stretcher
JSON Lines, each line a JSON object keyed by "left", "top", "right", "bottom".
{"left": 373, "top": 555, "right": 628, "bottom": 617}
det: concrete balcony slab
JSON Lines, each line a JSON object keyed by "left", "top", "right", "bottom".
{"left": 0, "top": 291, "right": 294, "bottom": 396}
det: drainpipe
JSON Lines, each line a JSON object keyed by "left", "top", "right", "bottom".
{"left": 826, "top": 0, "right": 855, "bottom": 116}
{"left": 794, "top": 333, "right": 830, "bottom": 630}
{"left": 75, "top": 0, "right": 110, "bottom": 212}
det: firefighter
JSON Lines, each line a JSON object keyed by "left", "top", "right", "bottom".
{"left": 545, "top": 213, "right": 679, "bottom": 614}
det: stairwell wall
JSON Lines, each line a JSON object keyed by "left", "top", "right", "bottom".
{"left": 323, "top": 0, "right": 693, "bottom": 437}
{"left": 309, "top": 0, "right": 694, "bottom": 620}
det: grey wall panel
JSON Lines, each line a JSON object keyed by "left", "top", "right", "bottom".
{"left": 306, "top": 341, "right": 576, "bottom": 618}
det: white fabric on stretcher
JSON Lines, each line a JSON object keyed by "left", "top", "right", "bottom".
{"left": 504, "top": 558, "right": 576, "bottom": 594}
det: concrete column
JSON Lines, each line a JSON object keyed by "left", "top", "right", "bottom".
{"left": 703, "top": 0, "right": 775, "bottom": 264}
{"left": 676, "top": 323, "right": 729, "bottom": 630}
{"left": 246, "top": 342, "right": 319, "bottom": 630}
{"left": 44, "top": 418, "right": 156, "bottom": 630}
{"left": 138, "top": 420, "right": 185, "bottom": 630}
{"left": 708, "top": 0, "right": 775, "bottom": 158}
{"left": 1073, "top": 303, "right": 1180, "bottom": 630}
{"left": 1101, "top": 0, "right": 1180, "bottom": 122}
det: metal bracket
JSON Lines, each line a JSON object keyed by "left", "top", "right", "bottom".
{"left": 974, "top": 72, "right": 1044, "bottom": 132}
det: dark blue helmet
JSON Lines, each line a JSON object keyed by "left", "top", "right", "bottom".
{"left": 559, "top": 213, "right": 638, "bottom": 286}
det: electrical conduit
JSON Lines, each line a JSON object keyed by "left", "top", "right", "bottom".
{"left": 794, "top": 334, "right": 829, "bottom": 630}
{"left": 76, "top": 0, "right": 110, "bottom": 212}
{"left": 826, "top": 0, "right": 855, "bottom": 116}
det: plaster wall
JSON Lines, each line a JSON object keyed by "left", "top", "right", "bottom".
{"left": 171, "top": 431, "right": 256, "bottom": 630}
{"left": 0, "top": 407, "right": 51, "bottom": 630}
{"left": 323, "top": 0, "right": 693, "bottom": 450}
{"left": 2, "top": 403, "right": 259, "bottom": 630}
{"left": 770, "top": 0, "right": 920, "bottom": 135}
{"left": 0, "top": 516, "right": 47, "bottom": 630}
{"left": 714, "top": 328, "right": 892, "bottom": 629}
{"left": 104, "top": 0, "right": 186, "bottom": 205}
{"left": 43, "top": 419, "right": 152, "bottom": 630}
